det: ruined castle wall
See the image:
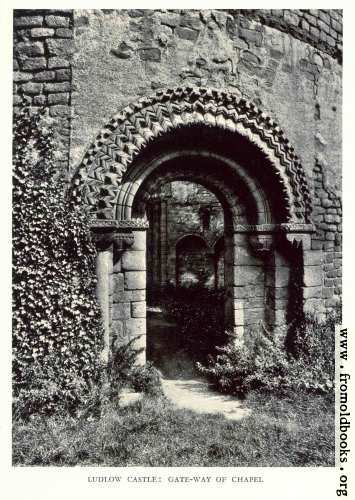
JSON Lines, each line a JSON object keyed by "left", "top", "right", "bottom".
{"left": 13, "top": 9, "right": 343, "bottom": 317}
{"left": 13, "top": 10, "right": 74, "bottom": 174}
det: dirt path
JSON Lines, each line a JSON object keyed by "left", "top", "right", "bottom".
{"left": 161, "top": 378, "right": 251, "bottom": 421}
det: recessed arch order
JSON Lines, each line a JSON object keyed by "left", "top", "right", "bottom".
{"left": 70, "top": 86, "right": 312, "bottom": 224}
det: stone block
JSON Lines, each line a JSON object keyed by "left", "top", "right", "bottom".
{"left": 49, "top": 105, "right": 70, "bottom": 116}
{"left": 33, "top": 70, "right": 56, "bottom": 82}
{"left": 125, "top": 271, "right": 146, "bottom": 290}
{"left": 112, "top": 302, "right": 131, "bottom": 320}
{"left": 45, "top": 15, "right": 70, "bottom": 28}
{"left": 131, "top": 301, "right": 146, "bottom": 318}
{"left": 303, "top": 286, "right": 322, "bottom": 299}
{"left": 13, "top": 72, "right": 32, "bottom": 82}
{"left": 234, "top": 265, "right": 263, "bottom": 286}
{"left": 325, "top": 252, "right": 335, "bottom": 263}
{"left": 304, "top": 266, "right": 322, "bottom": 287}
{"left": 22, "top": 57, "right": 47, "bottom": 70}
{"left": 238, "top": 27, "right": 263, "bottom": 46}
{"left": 132, "top": 230, "right": 146, "bottom": 251}
{"left": 160, "top": 13, "right": 181, "bottom": 27}
{"left": 112, "top": 272, "right": 124, "bottom": 293}
{"left": 234, "top": 307, "right": 244, "bottom": 327}
{"left": 274, "top": 267, "right": 290, "bottom": 288}
{"left": 55, "top": 69, "right": 71, "bottom": 81}
{"left": 268, "top": 287, "right": 289, "bottom": 299}
{"left": 234, "top": 245, "right": 261, "bottom": 265}
{"left": 14, "top": 16, "right": 43, "bottom": 27}
{"left": 31, "top": 27, "right": 55, "bottom": 37}
{"left": 175, "top": 27, "right": 199, "bottom": 42}
{"left": 122, "top": 250, "right": 146, "bottom": 271}
{"left": 33, "top": 95, "right": 46, "bottom": 105}
{"left": 233, "top": 286, "right": 246, "bottom": 299}
{"left": 180, "top": 14, "right": 201, "bottom": 30}
{"left": 324, "top": 278, "right": 334, "bottom": 287}
{"left": 16, "top": 41, "right": 44, "bottom": 57}
{"left": 48, "top": 93, "right": 69, "bottom": 104}
{"left": 334, "top": 258, "right": 341, "bottom": 269}
{"left": 114, "top": 289, "right": 146, "bottom": 302}
{"left": 138, "top": 47, "right": 161, "bottom": 62}
{"left": 48, "top": 57, "right": 70, "bottom": 68}
{"left": 322, "top": 287, "right": 334, "bottom": 299}
{"left": 56, "top": 28, "right": 73, "bottom": 38}
{"left": 126, "top": 318, "right": 146, "bottom": 338}
{"left": 326, "top": 297, "right": 339, "bottom": 308}
{"left": 46, "top": 39, "right": 75, "bottom": 56}
{"left": 248, "top": 297, "right": 265, "bottom": 309}
{"left": 44, "top": 81, "right": 71, "bottom": 93}
{"left": 21, "top": 82, "right": 43, "bottom": 94}
{"left": 284, "top": 10, "right": 299, "bottom": 26}
{"left": 233, "top": 300, "right": 244, "bottom": 310}
{"left": 303, "top": 250, "right": 322, "bottom": 266}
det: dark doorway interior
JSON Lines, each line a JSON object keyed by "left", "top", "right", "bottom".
{"left": 145, "top": 180, "right": 226, "bottom": 378}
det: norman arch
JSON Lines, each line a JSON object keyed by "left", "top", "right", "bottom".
{"left": 71, "top": 87, "right": 317, "bottom": 363}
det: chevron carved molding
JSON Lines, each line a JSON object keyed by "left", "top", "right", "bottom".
{"left": 70, "top": 86, "right": 312, "bottom": 222}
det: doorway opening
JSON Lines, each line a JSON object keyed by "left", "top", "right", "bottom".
{"left": 141, "top": 179, "right": 226, "bottom": 378}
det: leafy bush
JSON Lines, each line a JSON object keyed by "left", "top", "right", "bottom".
{"left": 197, "top": 313, "right": 336, "bottom": 396}
{"left": 130, "top": 362, "right": 162, "bottom": 396}
{"left": 107, "top": 339, "right": 162, "bottom": 398}
{"left": 12, "top": 103, "right": 104, "bottom": 417}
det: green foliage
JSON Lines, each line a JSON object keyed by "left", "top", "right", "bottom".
{"left": 107, "top": 339, "right": 162, "bottom": 398}
{"left": 130, "top": 362, "right": 162, "bottom": 396}
{"left": 12, "top": 103, "right": 104, "bottom": 416}
{"left": 197, "top": 313, "right": 336, "bottom": 396}
{"left": 12, "top": 391, "right": 334, "bottom": 466}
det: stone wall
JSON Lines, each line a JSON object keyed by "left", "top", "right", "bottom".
{"left": 13, "top": 9, "right": 74, "bottom": 173}
{"left": 233, "top": 9, "right": 342, "bottom": 62}
{"left": 146, "top": 181, "right": 224, "bottom": 289}
{"left": 13, "top": 9, "right": 343, "bottom": 349}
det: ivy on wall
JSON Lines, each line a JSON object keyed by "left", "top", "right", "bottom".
{"left": 12, "top": 104, "right": 103, "bottom": 414}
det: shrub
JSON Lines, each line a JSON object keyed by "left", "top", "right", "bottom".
{"left": 12, "top": 103, "right": 104, "bottom": 417}
{"left": 107, "top": 339, "right": 162, "bottom": 398}
{"left": 130, "top": 362, "right": 162, "bottom": 396}
{"left": 197, "top": 313, "right": 336, "bottom": 396}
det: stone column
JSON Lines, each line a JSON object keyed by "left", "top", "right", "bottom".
{"left": 159, "top": 198, "right": 168, "bottom": 287}
{"left": 122, "top": 227, "right": 147, "bottom": 364}
{"left": 95, "top": 244, "right": 113, "bottom": 364}
{"left": 91, "top": 219, "right": 148, "bottom": 365}
{"left": 286, "top": 232, "right": 325, "bottom": 321}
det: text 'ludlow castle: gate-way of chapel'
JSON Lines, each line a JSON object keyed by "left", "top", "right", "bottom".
{"left": 13, "top": 9, "right": 342, "bottom": 364}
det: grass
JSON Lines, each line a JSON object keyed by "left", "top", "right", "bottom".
{"left": 12, "top": 390, "right": 334, "bottom": 467}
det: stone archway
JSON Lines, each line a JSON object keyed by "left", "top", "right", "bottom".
{"left": 71, "top": 86, "right": 317, "bottom": 363}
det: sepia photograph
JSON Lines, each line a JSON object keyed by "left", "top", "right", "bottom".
{"left": 9, "top": 3, "right": 348, "bottom": 486}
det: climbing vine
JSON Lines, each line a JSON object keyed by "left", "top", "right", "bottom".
{"left": 12, "top": 103, "right": 103, "bottom": 415}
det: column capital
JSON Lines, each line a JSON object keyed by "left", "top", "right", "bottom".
{"left": 90, "top": 219, "right": 149, "bottom": 251}
{"left": 233, "top": 223, "right": 315, "bottom": 234}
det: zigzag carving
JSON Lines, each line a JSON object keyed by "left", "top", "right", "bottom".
{"left": 71, "top": 86, "right": 312, "bottom": 222}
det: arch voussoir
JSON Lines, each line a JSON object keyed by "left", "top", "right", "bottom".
{"left": 71, "top": 86, "right": 312, "bottom": 223}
